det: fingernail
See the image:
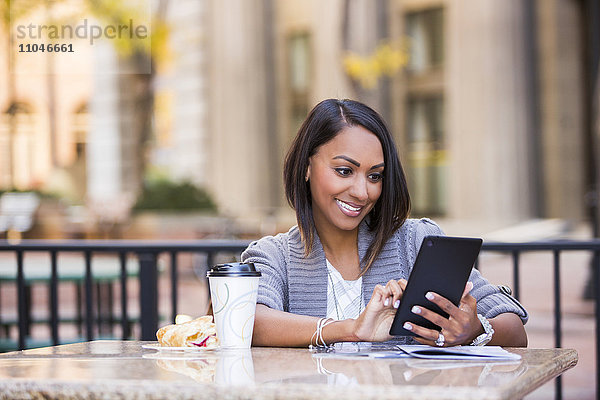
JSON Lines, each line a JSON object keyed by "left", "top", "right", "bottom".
{"left": 411, "top": 305, "right": 421, "bottom": 314}
{"left": 394, "top": 300, "right": 400, "bottom": 309}
{"left": 384, "top": 298, "right": 390, "bottom": 306}
{"left": 426, "top": 292, "right": 434, "bottom": 300}
{"left": 403, "top": 322, "right": 412, "bottom": 330}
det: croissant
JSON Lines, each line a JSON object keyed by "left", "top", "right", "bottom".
{"left": 156, "top": 315, "right": 219, "bottom": 348}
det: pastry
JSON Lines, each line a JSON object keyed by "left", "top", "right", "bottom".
{"left": 156, "top": 315, "right": 219, "bottom": 348}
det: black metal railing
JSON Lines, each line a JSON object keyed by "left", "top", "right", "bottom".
{"left": 481, "top": 240, "right": 600, "bottom": 400}
{"left": 0, "top": 238, "right": 599, "bottom": 400}
{"left": 0, "top": 240, "right": 250, "bottom": 349}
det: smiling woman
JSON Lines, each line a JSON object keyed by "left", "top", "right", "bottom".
{"left": 241, "top": 99, "right": 528, "bottom": 349}
{"left": 283, "top": 99, "right": 410, "bottom": 275}
{"left": 307, "top": 125, "right": 385, "bottom": 251}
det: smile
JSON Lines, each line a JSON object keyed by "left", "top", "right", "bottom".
{"left": 336, "top": 199, "right": 363, "bottom": 215}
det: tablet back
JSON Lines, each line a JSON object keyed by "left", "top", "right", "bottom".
{"left": 389, "top": 235, "right": 483, "bottom": 336}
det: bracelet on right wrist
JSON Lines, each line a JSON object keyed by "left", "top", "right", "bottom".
{"left": 309, "top": 318, "right": 335, "bottom": 351}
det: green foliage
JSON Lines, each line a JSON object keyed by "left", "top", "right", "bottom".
{"left": 133, "top": 179, "right": 217, "bottom": 213}
{"left": 85, "top": 0, "right": 170, "bottom": 61}
{"left": 0, "top": 188, "right": 59, "bottom": 200}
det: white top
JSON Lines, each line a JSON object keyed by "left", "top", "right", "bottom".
{"left": 326, "top": 259, "right": 363, "bottom": 320}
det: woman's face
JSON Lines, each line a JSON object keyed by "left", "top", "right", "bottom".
{"left": 307, "top": 125, "right": 384, "bottom": 235}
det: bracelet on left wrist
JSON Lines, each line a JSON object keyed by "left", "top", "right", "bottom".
{"left": 470, "top": 314, "right": 494, "bottom": 346}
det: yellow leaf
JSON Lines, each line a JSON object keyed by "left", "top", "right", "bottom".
{"left": 342, "top": 38, "right": 410, "bottom": 89}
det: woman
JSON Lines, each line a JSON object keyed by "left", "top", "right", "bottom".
{"left": 242, "top": 99, "right": 528, "bottom": 348}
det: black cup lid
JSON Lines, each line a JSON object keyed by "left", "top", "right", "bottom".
{"left": 207, "top": 262, "right": 261, "bottom": 277}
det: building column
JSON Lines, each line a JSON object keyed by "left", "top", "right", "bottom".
{"left": 447, "top": 0, "right": 534, "bottom": 229}
{"left": 208, "top": 0, "right": 272, "bottom": 225}
{"left": 536, "top": 0, "right": 586, "bottom": 221}
{"left": 87, "top": 42, "right": 130, "bottom": 224}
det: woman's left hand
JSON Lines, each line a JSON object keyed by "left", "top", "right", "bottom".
{"left": 406, "top": 282, "right": 482, "bottom": 347}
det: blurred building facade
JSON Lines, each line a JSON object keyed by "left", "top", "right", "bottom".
{"left": 0, "top": 33, "right": 92, "bottom": 196}
{"left": 0, "top": 0, "right": 597, "bottom": 236}
{"left": 198, "top": 0, "right": 593, "bottom": 234}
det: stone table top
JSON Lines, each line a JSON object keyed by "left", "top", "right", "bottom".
{"left": 0, "top": 341, "right": 577, "bottom": 400}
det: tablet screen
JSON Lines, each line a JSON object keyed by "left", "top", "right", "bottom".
{"left": 389, "top": 235, "right": 482, "bottom": 336}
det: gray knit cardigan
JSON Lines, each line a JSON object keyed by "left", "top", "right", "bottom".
{"left": 241, "top": 218, "right": 528, "bottom": 342}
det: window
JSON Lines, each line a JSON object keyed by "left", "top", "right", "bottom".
{"left": 406, "top": 96, "right": 446, "bottom": 215}
{"left": 287, "top": 33, "right": 311, "bottom": 136}
{"left": 405, "top": 8, "right": 444, "bottom": 73}
{"left": 404, "top": 8, "right": 446, "bottom": 215}
{"left": 68, "top": 103, "right": 89, "bottom": 201}
{"left": 1, "top": 102, "right": 35, "bottom": 189}
{"left": 72, "top": 103, "right": 88, "bottom": 162}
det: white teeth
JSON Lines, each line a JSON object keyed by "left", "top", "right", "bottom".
{"left": 336, "top": 199, "right": 361, "bottom": 212}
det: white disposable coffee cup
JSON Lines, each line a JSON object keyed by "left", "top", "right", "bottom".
{"left": 207, "top": 262, "right": 261, "bottom": 349}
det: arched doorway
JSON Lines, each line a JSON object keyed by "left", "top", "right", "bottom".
{"left": 0, "top": 102, "right": 36, "bottom": 189}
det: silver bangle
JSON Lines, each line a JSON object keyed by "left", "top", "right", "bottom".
{"left": 309, "top": 318, "right": 335, "bottom": 351}
{"left": 470, "top": 314, "right": 494, "bottom": 346}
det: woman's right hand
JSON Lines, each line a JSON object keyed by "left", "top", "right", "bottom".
{"left": 352, "top": 279, "right": 407, "bottom": 342}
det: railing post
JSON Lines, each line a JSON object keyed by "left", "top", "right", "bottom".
{"left": 594, "top": 250, "right": 600, "bottom": 400}
{"left": 49, "top": 250, "right": 58, "bottom": 345}
{"left": 119, "top": 252, "right": 129, "bottom": 339}
{"left": 170, "top": 252, "right": 178, "bottom": 324}
{"left": 84, "top": 251, "right": 94, "bottom": 341}
{"left": 16, "top": 250, "right": 26, "bottom": 350}
{"left": 206, "top": 252, "right": 214, "bottom": 303}
{"left": 139, "top": 252, "right": 159, "bottom": 340}
{"left": 512, "top": 251, "right": 520, "bottom": 300}
{"left": 553, "top": 249, "right": 562, "bottom": 400}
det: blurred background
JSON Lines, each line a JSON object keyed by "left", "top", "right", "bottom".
{"left": 0, "top": 1, "right": 599, "bottom": 398}
{"left": 0, "top": 0, "right": 597, "bottom": 242}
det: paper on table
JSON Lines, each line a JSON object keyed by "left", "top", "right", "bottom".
{"left": 396, "top": 345, "right": 521, "bottom": 361}
{"left": 310, "top": 343, "right": 521, "bottom": 361}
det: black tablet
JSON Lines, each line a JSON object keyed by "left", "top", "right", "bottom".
{"left": 389, "top": 235, "right": 483, "bottom": 337}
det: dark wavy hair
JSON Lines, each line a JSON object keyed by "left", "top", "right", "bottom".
{"left": 284, "top": 98, "right": 411, "bottom": 275}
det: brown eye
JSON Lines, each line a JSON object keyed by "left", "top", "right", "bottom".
{"left": 368, "top": 173, "right": 383, "bottom": 182}
{"left": 334, "top": 167, "right": 352, "bottom": 177}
